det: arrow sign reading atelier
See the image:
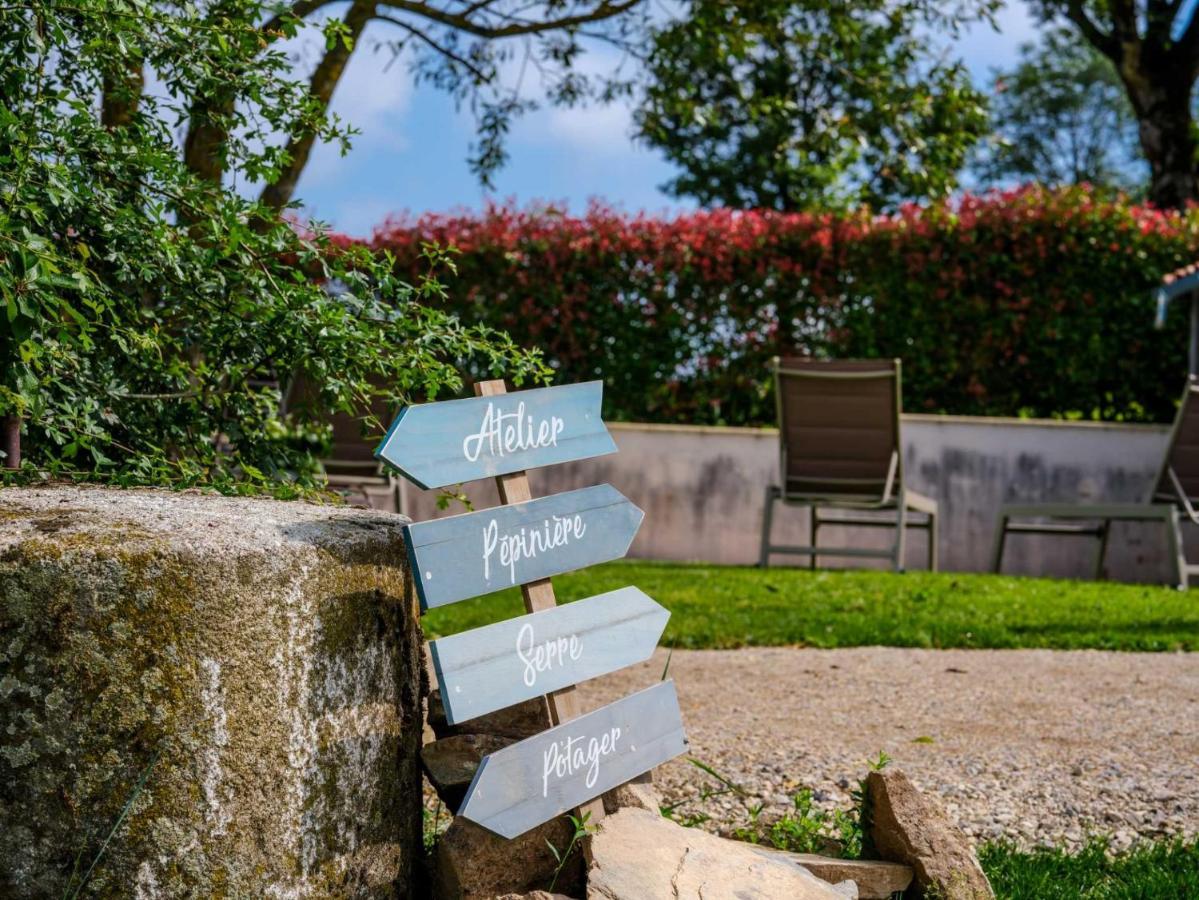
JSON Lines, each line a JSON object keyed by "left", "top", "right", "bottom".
{"left": 430, "top": 586, "right": 670, "bottom": 726}
{"left": 375, "top": 381, "right": 616, "bottom": 490}
{"left": 459, "top": 680, "right": 688, "bottom": 839}
{"left": 405, "top": 484, "right": 644, "bottom": 610}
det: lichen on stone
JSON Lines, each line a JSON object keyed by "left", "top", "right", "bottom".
{"left": 1, "top": 485, "right": 422, "bottom": 898}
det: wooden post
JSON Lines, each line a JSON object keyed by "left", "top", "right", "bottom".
{"left": 2, "top": 415, "right": 19, "bottom": 469}
{"left": 474, "top": 378, "right": 606, "bottom": 826}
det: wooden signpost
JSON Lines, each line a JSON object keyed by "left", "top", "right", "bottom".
{"left": 404, "top": 484, "right": 645, "bottom": 610}
{"left": 378, "top": 378, "right": 688, "bottom": 839}
{"left": 430, "top": 586, "right": 670, "bottom": 725}
{"left": 375, "top": 381, "right": 616, "bottom": 489}
{"left": 458, "top": 681, "right": 687, "bottom": 839}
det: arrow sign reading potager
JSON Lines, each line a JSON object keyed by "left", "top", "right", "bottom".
{"left": 405, "top": 484, "right": 644, "bottom": 610}
{"left": 375, "top": 381, "right": 616, "bottom": 490}
{"left": 430, "top": 587, "right": 670, "bottom": 726}
{"left": 459, "top": 680, "right": 688, "bottom": 839}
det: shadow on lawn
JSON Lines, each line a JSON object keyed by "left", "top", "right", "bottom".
{"left": 1006, "top": 620, "right": 1196, "bottom": 649}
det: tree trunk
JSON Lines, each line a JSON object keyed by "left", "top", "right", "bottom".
{"left": 2, "top": 415, "right": 20, "bottom": 469}
{"left": 259, "top": 0, "right": 375, "bottom": 211}
{"left": 183, "top": 96, "right": 234, "bottom": 189}
{"left": 1127, "top": 80, "right": 1198, "bottom": 209}
{"left": 101, "top": 58, "right": 144, "bottom": 129}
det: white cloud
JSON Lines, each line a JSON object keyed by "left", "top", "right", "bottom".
{"left": 331, "top": 46, "right": 413, "bottom": 127}
{"left": 499, "top": 41, "right": 646, "bottom": 159}
{"left": 539, "top": 101, "right": 638, "bottom": 157}
{"left": 293, "top": 29, "right": 414, "bottom": 190}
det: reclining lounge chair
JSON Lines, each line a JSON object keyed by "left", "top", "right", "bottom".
{"left": 991, "top": 376, "right": 1199, "bottom": 589}
{"left": 759, "top": 357, "right": 938, "bottom": 572}
{"left": 322, "top": 403, "right": 403, "bottom": 513}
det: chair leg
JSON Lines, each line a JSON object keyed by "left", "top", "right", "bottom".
{"left": 759, "top": 486, "right": 777, "bottom": 568}
{"left": 1164, "top": 508, "right": 1187, "bottom": 590}
{"left": 991, "top": 515, "right": 1009, "bottom": 573}
{"left": 927, "top": 509, "right": 938, "bottom": 572}
{"left": 893, "top": 496, "right": 908, "bottom": 573}
{"left": 809, "top": 506, "right": 819, "bottom": 570}
{"left": 1094, "top": 519, "right": 1111, "bottom": 580}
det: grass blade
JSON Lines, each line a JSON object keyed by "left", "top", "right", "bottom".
{"left": 65, "top": 747, "right": 162, "bottom": 900}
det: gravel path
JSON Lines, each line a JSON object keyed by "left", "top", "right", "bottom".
{"left": 577, "top": 647, "right": 1199, "bottom": 852}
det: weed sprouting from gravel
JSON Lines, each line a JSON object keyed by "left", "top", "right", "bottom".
{"left": 662, "top": 753, "right": 891, "bottom": 859}
{"left": 545, "top": 811, "right": 597, "bottom": 892}
{"left": 423, "top": 798, "right": 451, "bottom": 854}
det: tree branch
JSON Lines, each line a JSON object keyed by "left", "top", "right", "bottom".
{"left": 261, "top": 0, "right": 336, "bottom": 38}
{"left": 1064, "top": 0, "right": 1118, "bottom": 60}
{"left": 259, "top": 0, "right": 376, "bottom": 211}
{"left": 375, "top": 0, "right": 643, "bottom": 39}
{"left": 1107, "top": 0, "right": 1139, "bottom": 40}
{"left": 374, "top": 13, "right": 492, "bottom": 81}
{"left": 1169, "top": 0, "right": 1199, "bottom": 73}
{"left": 245, "top": 0, "right": 643, "bottom": 209}
{"left": 265, "top": 0, "right": 642, "bottom": 41}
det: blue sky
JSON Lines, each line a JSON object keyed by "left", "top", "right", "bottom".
{"left": 290, "top": 2, "right": 1042, "bottom": 237}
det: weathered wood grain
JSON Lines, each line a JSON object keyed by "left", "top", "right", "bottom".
{"left": 404, "top": 483, "right": 644, "bottom": 610}
{"left": 430, "top": 587, "right": 670, "bottom": 726}
{"left": 375, "top": 381, "right": 615, "bottom": 490}
{"left": 458, "top": 680, "right": 688, "bottom": 839}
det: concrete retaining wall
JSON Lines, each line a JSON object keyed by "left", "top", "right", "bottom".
{"left": 398, "top": 415, "right": 1184, "bottom": 583}
{"left": 0, "top": 486, "right": 421, "bottom": 898}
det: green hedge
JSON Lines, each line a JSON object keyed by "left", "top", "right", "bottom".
{"left": 366, "top": 186, "right": 1199, "bottom": 425}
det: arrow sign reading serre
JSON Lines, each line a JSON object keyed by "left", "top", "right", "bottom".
{"left": 405, "top": 484, "right": 644, "bottom": 610}
{"left": 376, "top": 381, "right": 616, "bottom": 490}
{"left": 459, "top": 679, "right": 688, "bottom": 839}
{"left": 430, "top": 586, "right": 670, "bottom": 726}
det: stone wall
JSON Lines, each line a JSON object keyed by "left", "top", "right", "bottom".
{"left": 0, "top": 486, "right": 421, "bottom": 898}
{"left": 395, "top": 415, "right": 1183, "bottom": 582}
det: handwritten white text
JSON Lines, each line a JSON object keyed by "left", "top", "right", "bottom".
{"left": 516, "top": 622, "right": 583, "bottom": 688}
{"left": 462, "top": 402, "right": 565, "bottom": 463}
{"left": 541, "top": 727, "right": 621, "bottom": 797}
{"left": 482, "top": 514, "right": 587, "bottom": 583}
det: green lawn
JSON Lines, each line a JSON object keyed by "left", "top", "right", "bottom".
{"left": 980, "top": 838, "right": 1199, "bottom": 899}
{"left": 422, "top": 560, "right": 1199, "bottom": 651}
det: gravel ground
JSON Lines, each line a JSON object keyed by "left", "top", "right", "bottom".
{"left": 576, "top": 646, "right": 1199, "bottom": 852}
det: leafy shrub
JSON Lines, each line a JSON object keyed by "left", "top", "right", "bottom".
{"left": 731, "top": 788, "right": 863, "bottom": 858}
{"left": 366, "top": 186, "right": 1199, "bottom": 426}
{"left": 1, "top": 2, "right": 544, "bottom": 491}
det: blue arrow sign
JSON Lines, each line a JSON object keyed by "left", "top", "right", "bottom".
{"left": 430, "top": 587, "right": 670, "bottom": 726}
{"left": 404, "top": 484, "right": 644, "bottom": 610}
{"left": 459, "top": 680, "right": 688, "bottom": 838}
{"left": 375, "top": 381, "right": 616, "bottom": 490}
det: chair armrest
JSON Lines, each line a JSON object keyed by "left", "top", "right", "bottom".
{"left": 903, "top": 489, "right": 937, "bottom": 516}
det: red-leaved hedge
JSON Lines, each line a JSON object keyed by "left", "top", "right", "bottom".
{"left": 360, "top": 186, "right": 1199, "bottom": 426}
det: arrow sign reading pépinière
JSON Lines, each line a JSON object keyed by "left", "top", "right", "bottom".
{"left": 459, "top": 680, "right": 688, "bottom": 839}
{"left": 405, "top": 483, "right": 644, "bottom": 610}
{"left": 375, "top": 381, "right": 616, "bottom": 490}
{"left": 430, "top": 586, "right": 670, "bottom": 726}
